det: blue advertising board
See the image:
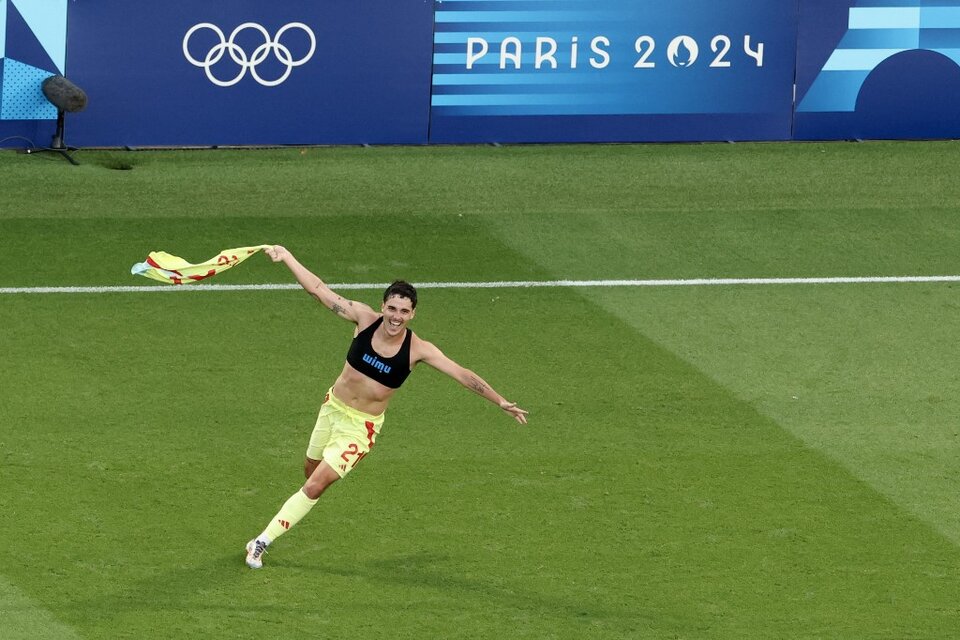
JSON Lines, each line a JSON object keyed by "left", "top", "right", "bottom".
{"left": 62, "top": 0, "right": 435, "bottom": 147}
{"left": 0, "top": 0, "right": 66, "bottom": 147}
{"left": 5, "top": 1, "right": 960, "bottom": 146}
{"left": 795, "top": 0, "right": 960, "bottom": 140}
{"left": 428, "top": 0, "right": 800, "bottom": 143}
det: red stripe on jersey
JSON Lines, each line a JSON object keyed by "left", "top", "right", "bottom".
{"left": 145, "top": 255, "right": 182, "bottom": 276}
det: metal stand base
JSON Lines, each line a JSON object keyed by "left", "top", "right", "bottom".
{"left": 33, "top": 110, "right": 80, "bottom": 165}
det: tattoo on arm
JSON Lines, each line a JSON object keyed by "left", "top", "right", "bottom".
{"left": 331, "top": 303, "right": 346, "bottom": 316}
{"left": 467, "top": 376, "right": 489, "bottom": 396}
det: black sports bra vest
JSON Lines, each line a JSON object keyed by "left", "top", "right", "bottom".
{"left": 345, "top": 317, "right": 413, "bottom": 389}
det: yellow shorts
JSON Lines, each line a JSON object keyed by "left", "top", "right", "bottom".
{"left": 306, "top": 389, "right": 384, "bottom": 478}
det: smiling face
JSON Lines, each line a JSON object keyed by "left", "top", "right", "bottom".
{"left": 381, "top": 294, "right": 416, "bottom": 336}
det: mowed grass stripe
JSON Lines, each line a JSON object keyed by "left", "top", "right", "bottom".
{"left": 2, "top": 289, "right": 960, "bottom": 638}
{"left": 4, "top": 275, "right": 960, "bottom": 294}
{"left": 3, "top": 141, "right": 960, "bottom": 637}
{"left": 587, "top": 284, "right": 960, "bottom": 547}
{"left": 0, "top": 576, "right": 84, "bottom": 640}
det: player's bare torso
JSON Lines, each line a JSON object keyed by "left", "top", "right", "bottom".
{"left": 331, "top": 315, "right": 418, "bottom": 415}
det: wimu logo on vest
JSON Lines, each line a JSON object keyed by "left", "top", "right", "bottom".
{"left": 362, "top": 354, "right": 392, "bottom": 374}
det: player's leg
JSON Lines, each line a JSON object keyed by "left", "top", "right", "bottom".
{"left": 304, "top": 456, "right": 320, "bottom": 479}
{"left": 245, "top": 393, "right": 382, "bottom": 569}
{"left": 244, "top": 461, "right": 342, "bottom": 569}
{"left": 246, "top": 408, "right": 332, "bottom": 569}
{"left": 260, "top": 462, "right": 338, "bottom": 539}
{"left": 302, "top": 459, "right": 341, "bottom": 499}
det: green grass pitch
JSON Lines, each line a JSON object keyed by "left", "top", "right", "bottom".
{"left": 1, "top": 142, "right": 959, "bottom": 639}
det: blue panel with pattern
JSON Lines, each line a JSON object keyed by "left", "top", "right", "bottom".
{"left": 799, "top": 0, "right": 960, "bottom": 111}
{"left": 0, "top": 0, "right": 67, "bottom": 121}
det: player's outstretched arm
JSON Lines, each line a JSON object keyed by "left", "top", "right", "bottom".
{"left": 416, "top": 338, "right": 528, "bottom": 424}
{"left": 265, "top": 245, "right": 376, "bottom": 324}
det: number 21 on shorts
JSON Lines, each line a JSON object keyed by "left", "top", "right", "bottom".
{"left": 341, "top": 443, "right": 366, "bottom": 468}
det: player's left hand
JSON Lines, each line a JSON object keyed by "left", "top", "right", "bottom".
{"left": 500, "top": 401, "right": 528, "bottom": 425}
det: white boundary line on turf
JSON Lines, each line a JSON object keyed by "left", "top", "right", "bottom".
{"left": 2, "top": 276, "right": 960, "bottom": 294}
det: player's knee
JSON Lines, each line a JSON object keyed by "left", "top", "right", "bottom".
{"left": 303, "top": 465, "right": 339, "bottom": 499}
{"left": 303, "top": 478, "right": 329, "bottom": 500}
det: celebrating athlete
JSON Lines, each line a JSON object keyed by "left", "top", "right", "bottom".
{"left": 245, "top": 245, "right": 528, "bottom": 569}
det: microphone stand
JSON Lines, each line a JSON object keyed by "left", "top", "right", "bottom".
{"left": 37, "top": 109, "right": 80, "bottom": 165}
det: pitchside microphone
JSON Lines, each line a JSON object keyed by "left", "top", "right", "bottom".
{"left": 35, "top": 75, "right": 88, "bottom": 164}
{"left": 41, "top": 75, "right": 88, "bottom": 113}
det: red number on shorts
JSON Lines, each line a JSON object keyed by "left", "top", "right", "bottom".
{"left": 340, "top": 444, "right": 367, "bottom": 468}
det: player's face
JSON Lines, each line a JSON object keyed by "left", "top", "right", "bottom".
{"left": 381, "top": 295, "right": 415, "bottom": 335}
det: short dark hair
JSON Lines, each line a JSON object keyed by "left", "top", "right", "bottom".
{"left": 383, "top": 280, "right": 417, "bottom": 309}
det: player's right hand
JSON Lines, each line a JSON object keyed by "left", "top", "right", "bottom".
{"left": 265, "top": 245, "right": 288, "bottom": 262}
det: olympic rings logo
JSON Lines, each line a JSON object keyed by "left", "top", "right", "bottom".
{"left": 182, "top": 22, "right": 316, "bottom": 87}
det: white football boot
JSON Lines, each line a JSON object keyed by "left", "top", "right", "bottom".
{"left": 245, "top": 539, "right": 268, "bottom": 569}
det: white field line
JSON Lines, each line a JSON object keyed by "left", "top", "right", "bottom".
{"left": 2, "top": 276, "right": 960, "bottom": 295}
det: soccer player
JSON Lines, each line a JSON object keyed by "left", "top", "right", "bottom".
{"left": 245, "top": 245, "right": 528, "bottom": 569}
